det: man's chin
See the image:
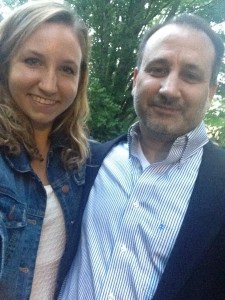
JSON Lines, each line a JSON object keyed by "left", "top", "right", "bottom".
{"left": 143, "top": 122, "right": 184, "bottom": 142}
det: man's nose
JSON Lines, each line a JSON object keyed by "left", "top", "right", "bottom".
{"left": 38, "top": 69, "right": 57, "bottom": 96}
{"left": 159, "top": 73, "right": 181, "bottom": 99}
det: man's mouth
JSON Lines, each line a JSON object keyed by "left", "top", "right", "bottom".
{"left": 154, "top": 104, "right": 181, "bottom": 113}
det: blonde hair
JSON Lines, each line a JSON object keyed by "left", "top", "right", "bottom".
{"left": 0, "top": 1, "right": 90, "bottom": 169}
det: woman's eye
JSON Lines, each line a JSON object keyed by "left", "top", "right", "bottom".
{"left": 24, "top": 57, "right": 40, "bottom": 66}
{"left": 61, "top": 66, "right": 75, "bottom": 75}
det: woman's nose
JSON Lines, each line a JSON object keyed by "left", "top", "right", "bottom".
{"left": 38, "top": 69, "right": 57, "bottom": 95}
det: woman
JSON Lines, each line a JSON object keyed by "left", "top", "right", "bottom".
{"left": 0, "top": 1, "right": 90, "bottom": 299}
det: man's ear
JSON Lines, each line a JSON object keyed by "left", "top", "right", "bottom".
{"left": 209, "top": 84, "right": 217, "bottom": 100}
{"left": 207, "top": 84, "right": 217, "bottom": 109}
{"left": 132, "top": 67, "right": 139, "bottom": 96}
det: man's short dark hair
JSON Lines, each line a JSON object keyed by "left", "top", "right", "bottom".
{"left": 137, "top": 13, "right": 224, "bottom": 85}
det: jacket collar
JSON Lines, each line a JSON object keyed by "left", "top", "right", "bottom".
{"left": 3, "top": 136, "right": 68, "bottom": 173}
{"left": 4, "top": 148, "right": 32, "bottom": 173}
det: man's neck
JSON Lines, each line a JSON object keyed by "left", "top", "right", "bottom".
{"left": 139, "top": 135, "right": 173, "bottom": 163}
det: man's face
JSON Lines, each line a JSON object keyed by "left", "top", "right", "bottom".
{"left": 132, "top": 24, "right": 217, "bottom": 142}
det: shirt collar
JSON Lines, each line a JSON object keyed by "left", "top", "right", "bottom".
{"left": 128, "top": 121, "right": 208, "bottom": 165}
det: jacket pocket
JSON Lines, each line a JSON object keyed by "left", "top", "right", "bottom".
{"left": 0, "top": 187, "right": 26, "bottom": 277}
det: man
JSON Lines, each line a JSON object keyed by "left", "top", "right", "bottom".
{"left": 60, "top": 14, "right": 225, "bottom": 300}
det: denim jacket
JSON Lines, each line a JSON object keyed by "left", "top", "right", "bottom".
{"left": 0, "top": 139, "right": 86, "bottom": 300}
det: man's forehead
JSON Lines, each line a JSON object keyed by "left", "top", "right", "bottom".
{"left": 146, "top": 24, "right": 213, "bottom": 46}
{"left": 142, "top": 24, "right": 215, "bottom": 63}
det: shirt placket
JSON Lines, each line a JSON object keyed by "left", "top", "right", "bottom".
{"left": 98, "top": 164, "right": 167, "bottom": 300}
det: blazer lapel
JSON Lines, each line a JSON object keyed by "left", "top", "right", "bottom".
{"left": 153, "top": 142, "right": 225, "bottom": 300}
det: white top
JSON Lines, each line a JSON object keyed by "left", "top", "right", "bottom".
{"left": 30, "top": 185, "right": 66, "bottom": 300}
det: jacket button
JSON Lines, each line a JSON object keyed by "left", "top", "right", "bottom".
{"left": 19, "top": 267, "right": 29, "bottom": 273}
{"left": 62, "top": 185, "right": 69, "bottom": 193}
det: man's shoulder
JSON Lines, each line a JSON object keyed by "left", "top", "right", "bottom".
{"left": 202, "top": 141, "right": 225, "bottom": 175}
{"left": 203, "top": 141, "right": 225, "bottom": 161}
{"left": 84, "top": 134, "right": 127, "bottom": 199}
{"left": 89, "top": 134, "right": 127, "bottom": 164}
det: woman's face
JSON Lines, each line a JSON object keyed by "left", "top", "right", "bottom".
{"left": 8, "top": 22, "right": 82, "bottom": 131}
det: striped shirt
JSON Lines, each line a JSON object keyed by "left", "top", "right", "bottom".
{"left": 59, "top": 122, "right": 208, "bottom": 300}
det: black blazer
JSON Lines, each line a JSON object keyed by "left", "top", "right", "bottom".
{"left": 85, "top": 136, "right": 225, "bottom": 300}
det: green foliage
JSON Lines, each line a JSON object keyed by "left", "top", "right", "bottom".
{"left": 69, "top": 0, "right": 225, "bottom": 143}
{"left": 88, "top": 78, "right": 126, "bottom": 142}
{"left": 3, "top": 0, "right": 26, "bottom": 8}
{"left": 205, "top": 95, "right": 225, "bottom": 147}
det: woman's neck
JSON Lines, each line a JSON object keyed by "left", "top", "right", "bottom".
{"left": 31, "top": 129, "right": 51, "bottom": 186}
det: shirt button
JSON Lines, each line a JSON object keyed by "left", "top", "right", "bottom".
{"left": 133, "top": 201, "right": 139, "bottom": 208}
{"left": 108, "top": 292, "right": 115, "bottom": 300}
{"left": 121, "top": 244, "right": 128, "bottom": 253}
{"left": 159, "top": 223, "right": 165, "bottom": 230}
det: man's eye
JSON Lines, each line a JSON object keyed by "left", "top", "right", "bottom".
{"left": 24, "top": 57, "right": 40, "bottom": 66}
{"left": 147, "top": 67, "right": 167, "bottom": 77}
{"left": 183, "top": 72, "right": 201, "bottom": 83}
